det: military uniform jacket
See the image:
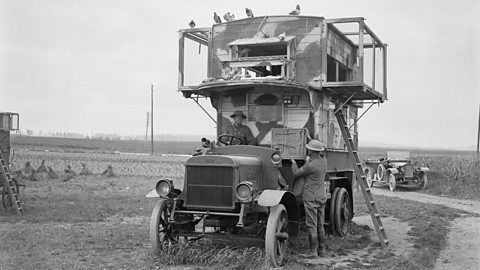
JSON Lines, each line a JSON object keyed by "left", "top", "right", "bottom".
{"left": 293, "top": 156, "right": 327, "bottom": 203}
{"left": 225, "top": 124, "right": 256, "bottom": 145}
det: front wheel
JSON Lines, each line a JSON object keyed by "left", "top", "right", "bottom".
{"left": 150, "top": 199, "right": 177, "bottom": 253}
{"left": 265, "top": 204, "right": 289, "bottom": 267}
{"left": 334, "top": 188, "right": 351, "bottom": 236}
{"left": 388, "top": 173, "right": 397, "bottom": 191}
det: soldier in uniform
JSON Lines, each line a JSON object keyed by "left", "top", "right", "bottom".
{"left": 225, "top": 111, "right": 256, "bottom": 145}
{"left": 291, "top": 140, "right": 328, "bottom": 258}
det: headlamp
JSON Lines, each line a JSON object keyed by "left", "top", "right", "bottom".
{"left": 235, "top": 181, "right": 254, "bottom": 202}
{"left": 155, "top": 179, "right": 174, "bottom": 197}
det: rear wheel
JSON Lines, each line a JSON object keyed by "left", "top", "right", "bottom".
{"left": 150, "top": 199, "right": 177, "bottom": 253}
{"left": 377, "top": 164, "right": 386, "bottom": 182}
{"left": 388, "top": 173, "right": 397, "bottom": 191}
{"left": 265, "top": 204, "right": 289, "bottom": 267}
{"left": 365, "top": 169, "right": 374, "bottom": 187}
{"left": 2, "top": 187, "right": 13, "bottom": 210}
{"left": 334, "top": 188, "right": 351, "bottom": 236}
{"left": 329, "top": 188, "right": 340, "bottom": 234}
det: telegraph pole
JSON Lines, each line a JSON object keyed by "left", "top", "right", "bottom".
{"left": 151, "top": 85, "right": 154, "bottom": 155}
{"left": 477, "top": 104, "right": 480, "bottom": 154}
{"left": 145, "top": 112, "right": 149, "bottom": 152}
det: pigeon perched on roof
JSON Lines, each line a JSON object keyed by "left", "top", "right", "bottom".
{"left": 189, "top": 20, "right": 196, "bottom": 28}
{"left": 223, "top": 12, "right": 235, "bottom": 22}
{"left": 289, "top": 4, "right": 301, "bottom": 15}
{"left": 213, "top": 12, "right": 222, "bottom": 24}
{"left": 245, "top": 8, "right": 254, "bottom": 18}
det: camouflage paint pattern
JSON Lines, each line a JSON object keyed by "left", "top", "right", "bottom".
{"left": 211, "top": 16, "right": 326, "bottom": 86}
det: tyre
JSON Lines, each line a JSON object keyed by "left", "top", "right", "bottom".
{"left": 365, "top": 169, "right": 374, "bottom": 187}
{"left": 150, "top": 199, "right": 176, "bottom": 253}
{"left": 265, "top": 204, "right": 289, "bottom": 267}
{"left": 2, "top": 187, "right": 13, "bottom": 210}
{"left": 388, "top": 173, "right": 397, "bottom": 191}
{"left": 334, "top": 188, "right": 351, "bottom": 236}
{"left": 377, "top": 164, "right": 386, "bottom": 181}
{"left": 329, "top": 188, "right": 340, "bottom": 234}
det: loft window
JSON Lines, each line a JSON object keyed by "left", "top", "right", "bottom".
{"left": 225, "top": 36, "right": 296, "bottom": 79}
{"left": 327, "top": 55, "right": 351, "bottom": 82}
{"left": 237, "top": 43, "right": 287, "bottom": 58}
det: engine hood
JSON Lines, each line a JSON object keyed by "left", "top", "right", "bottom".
{"left": 186, "top": 155, "right": 262, "bottom": 167}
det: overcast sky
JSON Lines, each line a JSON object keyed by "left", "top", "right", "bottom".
{"left": 1, "top": 0, "right": 479, "bottom": 148}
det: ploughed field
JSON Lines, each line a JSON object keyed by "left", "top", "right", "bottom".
{"left": 0, "top": 137, "right": 478, "bottom": 269}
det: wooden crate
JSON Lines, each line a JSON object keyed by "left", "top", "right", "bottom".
{"left": 271, "top": 128, "right": 307, "bottom": 159}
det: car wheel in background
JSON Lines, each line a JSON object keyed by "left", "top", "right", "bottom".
{"left": 388, "top": 173, "right": 397, "bottom": 191}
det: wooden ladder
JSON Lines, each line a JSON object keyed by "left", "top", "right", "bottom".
{"left": 335, "top": 109, "right": 388, "bottom": 247}
{"left": 0, "top": 152, "right": 24, "bottom": 214}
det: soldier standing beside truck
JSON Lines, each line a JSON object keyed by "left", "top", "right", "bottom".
{"left": 291, "top": 140, "right": 328, "bottom": 258}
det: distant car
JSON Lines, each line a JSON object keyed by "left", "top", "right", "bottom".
{"left": 363, "top": 151, "right": 429, "bottom": 191}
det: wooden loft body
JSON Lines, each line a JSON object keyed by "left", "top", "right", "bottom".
{"left": 178, "top": 15, "right": 387, "bottom": 104}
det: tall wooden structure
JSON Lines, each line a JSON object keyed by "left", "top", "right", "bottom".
{"left": 178, "top": 16, "right": 387, "bottom": 150}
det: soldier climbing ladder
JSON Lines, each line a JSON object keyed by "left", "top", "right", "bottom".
{"left": 335, "top": 108, "right": 388, "bottom": 247}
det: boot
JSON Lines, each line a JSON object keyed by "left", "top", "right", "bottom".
{"left": 305, "top": 233, "right": 319, "bottom": 259}
{"left": 318, "top": 230, "right": 326, "bottom": 257}
{"left": 318, "top": 244, "right": 326, "bottom": 257}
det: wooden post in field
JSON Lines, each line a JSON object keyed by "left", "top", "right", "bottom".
{"left": 151, "top": 85, "right": 154, "bottom": 155}
{"left": 477, "top": 104, "right": 480, "bottom": 154}
{"left": 145, "top": 112, "right": 149, "bottom": 152}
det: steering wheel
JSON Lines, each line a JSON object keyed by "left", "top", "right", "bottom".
{"left": 218, "top": 134, "right": 244, "bottom": 146}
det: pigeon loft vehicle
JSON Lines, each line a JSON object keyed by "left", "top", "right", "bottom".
{"left": 363, "top": 151, "right": 430, "bottom": 191}
{"left": 148, "top": 13, "right": 387, "bottom": 266}
{"left": 0, "top": 112, "right": 24, "bottom": 213}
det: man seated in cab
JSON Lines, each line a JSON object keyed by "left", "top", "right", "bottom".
{"left": 225, "top": 110, "right": 256, "bottom": 145}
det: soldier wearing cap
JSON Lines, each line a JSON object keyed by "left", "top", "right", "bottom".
{"left": 225, "top": 110, "right": 256, "bottom": 145}
{"left": 291, "top": 139, "right": 328, "bottom": 258}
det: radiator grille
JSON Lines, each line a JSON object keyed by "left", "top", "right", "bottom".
{"left": 185, "top": 166, "right": 234, "bottom": 209}
{"left": 403, "top": 163, "right": 414, "bottom": 178}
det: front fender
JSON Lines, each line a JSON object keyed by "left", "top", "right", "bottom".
{"left": 419, "top": 167, "right": 430, "bottom": 173}
{"left": 146, "top": 189, "right": 159, "bottom": 198}
{"left": 258, "top": 190, "right": 299, "bottom": 236}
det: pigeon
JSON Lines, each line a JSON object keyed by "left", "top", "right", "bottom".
{"left": 245, "top": 8, "right": 254, "bottom": 18}
{"left": 189, "top": 20, "right": 196, "bottom": 28}
{"left": 278, "top": 32, "right": 286, "bottom": 41}
{"left": 223, "top": 12, "right": 235, "bottom": 22}
{"left": 213, "top": 12, "right": 222, "bottom": 24}
{"left": 289, "top": 4, "right": 301, "bottom": 15}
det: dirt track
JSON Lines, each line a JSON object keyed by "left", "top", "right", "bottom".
{"left": 370, "top": 186, "right": 480, "bottom": 270}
